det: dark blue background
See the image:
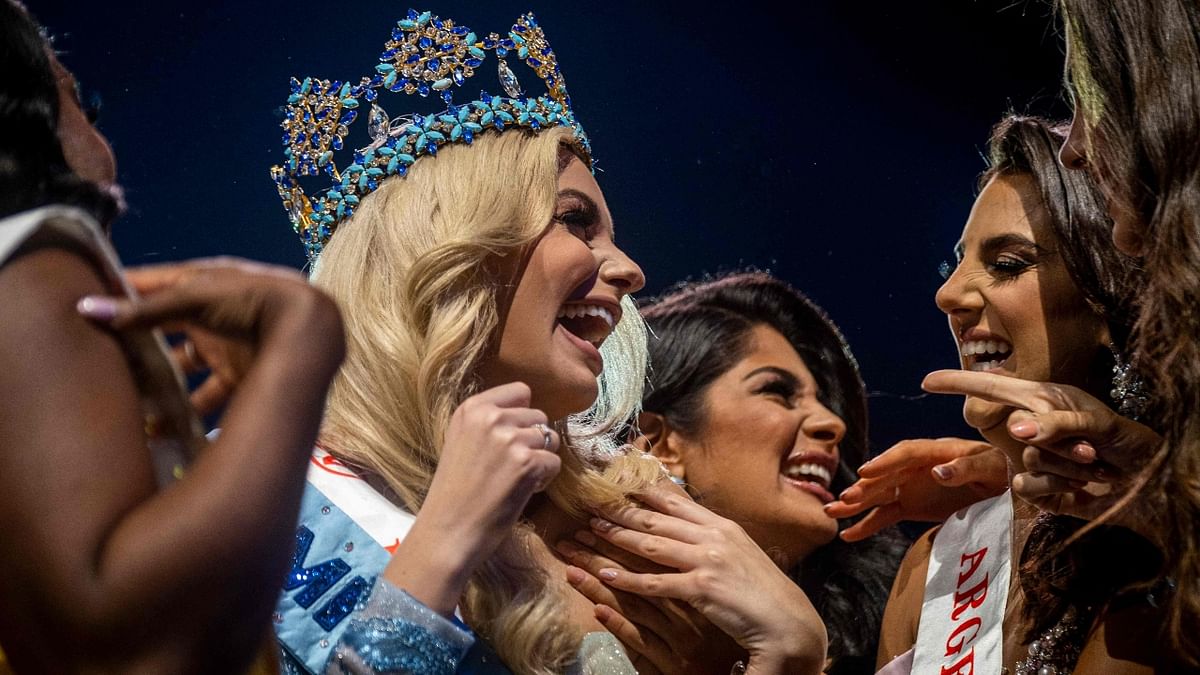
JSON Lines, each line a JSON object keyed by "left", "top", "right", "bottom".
{"left": 32, "top": 1, "right": 1069, "bottom": 453}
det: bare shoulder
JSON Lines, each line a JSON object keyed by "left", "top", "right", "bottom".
{"left": 0, "top": 246, "right": 153, "bottom": 612}
{"left": 875, "top": 526, "right": 939, "bottom": 670}
{"left": 1075, "top": 602, "right": 1176, "bottom": 674}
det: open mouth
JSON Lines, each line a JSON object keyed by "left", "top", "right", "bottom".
{"left": 961, "top": 338, "right": 1012, "bottom": 372}
{"left": 780, "top": 451, "right": 837, "bottom": 503}
{"left": 555, "top": 303, "right": 617, "bottom": 349}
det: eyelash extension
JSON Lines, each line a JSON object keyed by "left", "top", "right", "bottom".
{"left": 987, "top": 254, "right": 1034, "bottom": 278}
{"left": 757, "top": 379, "right": 798, "bottom": 401}
{"left": 555, "top": 202, "right": 599, "bottom": 242}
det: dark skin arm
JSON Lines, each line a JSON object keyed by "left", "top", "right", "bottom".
{"left": 0, "top": 252, "right": 344, "bottom": 674}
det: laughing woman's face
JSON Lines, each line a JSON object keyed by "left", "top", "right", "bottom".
{"left": 935, "top": 174, "right": 1109, "bottom": 455}
{"left": 478, "top": 155, "right": 645, "bottom": 421}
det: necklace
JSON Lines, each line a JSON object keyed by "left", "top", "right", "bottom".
{"left": 1013, "top": 605, "right": 1090, "bottom": 675}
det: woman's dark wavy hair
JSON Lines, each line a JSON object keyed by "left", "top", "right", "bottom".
{"left": 980, "top": 116, "right": 1161, "bottom": 647}
{"left": 639, "top": 271, "right": 905, "bottom": 675}
{"left": 0, "top": 0, "right": 120, "bottom": 226}
{"left": 1061, "top": 0, "right": 1200, "bottom": 665}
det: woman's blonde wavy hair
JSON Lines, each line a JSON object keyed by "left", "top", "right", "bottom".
{"left": 310, "top": 126, "right": 662, "bottom": 674}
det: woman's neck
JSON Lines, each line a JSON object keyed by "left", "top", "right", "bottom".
{"left": 524, "top": 493, "right": 588, "bottom": 543}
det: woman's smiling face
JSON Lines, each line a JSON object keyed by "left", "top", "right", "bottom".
{"left": 935, "top": 174, "right": 1109, "bottom": 454}
{"left": 478, "top": 154, "right": 645, "bottom": 422}
{"left": 672, "top": 324, "right": 846, "bottom": 564}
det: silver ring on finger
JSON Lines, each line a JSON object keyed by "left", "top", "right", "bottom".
{"left": 533, "top": 423, "right": 553, "bottom": 450}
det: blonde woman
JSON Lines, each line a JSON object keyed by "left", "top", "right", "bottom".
{"left": 270, "top": 10, "right": 667, "bottom": 674}
{"left": 274, "top": 14, "right": 823, "bottom": 673}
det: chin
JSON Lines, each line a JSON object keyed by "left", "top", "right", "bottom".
{"left": 536, "top": 375, "right": 599, "bottom": 421}
{"left": 779, "top": 514, "right": 838, "bottom": 562}
{"left": 964, "top": 397, "right": 1026, "bottom": 460}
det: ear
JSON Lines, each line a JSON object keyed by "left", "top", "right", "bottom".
{"left": 630, "top": 411, "right": 687, "bottom": 479}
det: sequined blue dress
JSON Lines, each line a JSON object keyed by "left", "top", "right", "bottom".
{"left": 275, "top": 448, "right": 636, "bottom": 674}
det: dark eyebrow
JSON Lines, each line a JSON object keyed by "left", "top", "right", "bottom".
{"left": 743, "top": 366, "right": 806, "bottom": 390}
{"left": 979, "top": 233, "right": 1052, "bottom": 258}
{"left": 556, "top": 188, "right": 598, "bottom": 211}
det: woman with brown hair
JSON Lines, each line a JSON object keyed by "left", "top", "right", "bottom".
{"left": 1050, "top": 1, "right": 1200, "bottom": 667}
{"left": 878, "top": 114, "right": 1164, "bottom": 674}
{"left": 934, "top": 1, "right": 1200, "bottom": 669}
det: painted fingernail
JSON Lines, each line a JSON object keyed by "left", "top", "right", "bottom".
{"left": 598, "top": 568, "right": 618, "bottom": 581}
{"left": 590, "top": 517, "right": 614, "bottom": 532}
{"left": 1009, "top": 421, "right": 1038, "bottom": 439}
{"left": 574, "top": 529, "right": 598, "bottom": 546}
{"left": 554, "top": 540, "right": 580, "bottom": 560}
{"left": 1072, "top": 443, "right": 1097, "bottom": 463}
{"left": 565, "top": 565, "right": 586, "bottom": 585}
{"left": 932, "top": 465, "right": 954, "bottom": 481}
{"left": 77, "top": 296, "right": 118, "bottom": 321}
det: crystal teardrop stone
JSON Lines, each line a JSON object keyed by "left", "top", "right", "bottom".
{"left": 368, "top": 104, "right": 391, "bottom": 144}
{"left": 497, "top": 59, "right": 522, "bottom": 98}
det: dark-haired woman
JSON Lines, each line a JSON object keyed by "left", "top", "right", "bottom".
{"left": 559, "top": 270, "right": 908, "bottom": 675}
{"left": 879, "top": 115, "right": 1165, "bottom": 674}
{"left": 1000, "top": 0, "right": 1200, "bottom": 668}
{"left": 0, "top": 2, "right": 344, "bottom": 672}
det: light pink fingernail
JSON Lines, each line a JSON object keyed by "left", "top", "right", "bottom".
{"left": 598, "top": 568, "right": 618, "bottom": 581}
{"left": 590, "top": 517, "right": 614, "bottom": 532}
{"left": 932, "top": 465, "right": 954, "bottom": 481}
{"left": 1009, "top": 421, "right": 1038, "bottom": 439}
{"left": 77, "top": 296, "right": 118, "bottom": 321}
{"left": 565, "top": 566, "right": 586, "bottom": 585}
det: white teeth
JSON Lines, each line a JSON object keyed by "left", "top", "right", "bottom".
{"left": 556, "top": 304, "right": 615, "bottom": 328}
{"left": 960, "top": 339, "right": 1012, "bottom": 358}
{"left": 782, "top": 462, "right": 831, "bottom": 485}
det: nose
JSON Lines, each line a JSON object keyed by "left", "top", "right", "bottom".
{"left": 599, "top": 243, "right": 646, "bottom": 295}
{"left": 934, "top": 261, "right": 983, "bottom": 319}
{"left": 1059, "top": 113, "right": 1088, "bottom": 171}
{"left": 801, "top": 401, "right": 846, "bottom": 450}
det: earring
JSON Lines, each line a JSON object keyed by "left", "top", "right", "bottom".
{"left": 1109, "top": 344, "right": 1150, "bottom": 421}
{"left": 669, "top": 474, "right": 686, "bottom": 487}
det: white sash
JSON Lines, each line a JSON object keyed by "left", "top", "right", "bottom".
{"left": 305, "top": 446, "right": 416, "bottom": 550}
{"left": 911, "top": 492, "right": 1012, "bottom": 675}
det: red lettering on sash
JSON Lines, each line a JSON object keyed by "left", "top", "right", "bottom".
{"left": 957, "top": 547, "right": 987, "bottom": 586}
{"left": 945, "top": 617, "right": 982, "bottom": 656}
{"left": 939, "top": 650, "right": 975, "bottom": 675}
{"left": 951, "top": 574, "right": 989, "bottom": 621}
